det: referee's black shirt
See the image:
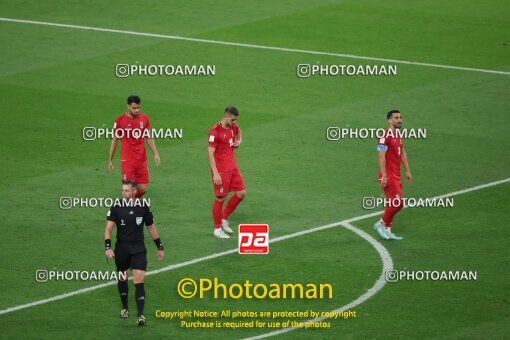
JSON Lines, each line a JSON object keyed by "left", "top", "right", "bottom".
{"left": 107, "top": 203, "right": 154, "bottom": 244}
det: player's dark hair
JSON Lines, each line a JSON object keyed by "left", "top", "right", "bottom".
{"left": 122, "top": 180, "right": 138, "bottom": 188}
{"left": 387, "top": 109, "right": 400, "bottom": 119}
{"left": 225, "top": 106, "right": 239, "bottom": 116}
{"left": 127, "top": 95, "right": 141, "bottom": 105}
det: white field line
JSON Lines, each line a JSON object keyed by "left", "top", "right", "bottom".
{"left": 246, "top": 176, "right": 510, "bottom": 338}
{"left": 0, "top": 17, "right": 509, "bottom": 76}
{"left": 244, "top": 221, "right": 392, "bottom": 339}
{"left": 0, "top": 177, "right": 507, "bottom": 316}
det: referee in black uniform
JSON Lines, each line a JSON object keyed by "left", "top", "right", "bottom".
{"left": 104, "top": 180, "right": 164, "bottom": 326}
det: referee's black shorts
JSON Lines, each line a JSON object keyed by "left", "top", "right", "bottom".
{"left": 114, "top": 242, "right": 147, "bottom": 272}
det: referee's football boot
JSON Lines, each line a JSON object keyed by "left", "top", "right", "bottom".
{"left": 137, "top": 315, "right": 146, "bottom": 326}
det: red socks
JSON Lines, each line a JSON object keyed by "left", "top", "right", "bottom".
{"left": 222, "top": 195, "right": 243, "bottom": 220}
{"left": 212, "top": 200, "right": 224, "bottom": 228}
{"left": 213, "top": 195, "right": 244, "bottom": 228}
{"left": 382, "top": 204, "right": 403, "bottom": 227}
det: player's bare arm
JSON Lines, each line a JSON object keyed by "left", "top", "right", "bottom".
{"left": 147, "top": 224, "right": 164, "bottom": 261}
{"left": 108, "top": 136, "right": 119, "bottom": 173}
{"left": 400, "top": 148, "right": 412, "bottom": 184}
{"left": 234, "top": 125, "right": 242, "bottom": 148}
{"left": 146, "top": 137, "right": 160, "bottom": 166}
{"left": 207, "top": 146, "right": 222, "bottom": 186}
{"left": 378, "top": 150, "right": 387, "bottom": 188}
{"left": 104, "top": 220, "right": 116, "bottom": 259}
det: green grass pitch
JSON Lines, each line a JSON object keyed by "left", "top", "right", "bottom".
{"left": 0, "top": 0, "right": 509, "bottom": 338}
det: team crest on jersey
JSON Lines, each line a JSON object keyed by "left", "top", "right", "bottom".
{"left": 139, "top": 121, "right": 144, "bottom": 129}
{"left": 136, "top": 217, "right": 143, "bottom": 226}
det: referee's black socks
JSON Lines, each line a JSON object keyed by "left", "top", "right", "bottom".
{"left": 135, "top": 283, "right": 145, "bottom": 317}
{"left": 118, "top": 280, "right": 129, "bottom": 309}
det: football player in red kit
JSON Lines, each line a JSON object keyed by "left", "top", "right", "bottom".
{"left": 373, "top": 110, "right": 411, "bottom": 240}
{"left": 108, "top": 95, "right": 160, "bottom": 198}
{"left": 207, "top": 106, "right": 246, "bottom": 239}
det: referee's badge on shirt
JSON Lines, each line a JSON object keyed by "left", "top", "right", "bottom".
{"left": 136, "top": 217, "right": 143, "bottom": 226}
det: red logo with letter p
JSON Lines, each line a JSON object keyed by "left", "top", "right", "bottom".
{"left": 238, "top": 224, "right": 269, "bottom": 254}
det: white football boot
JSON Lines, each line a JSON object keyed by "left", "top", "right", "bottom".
{"left": 221, "top": 219, "right": 233, "bottom": 234}
{"left": 213, "top": 228, "right": 230, "bottom": 239}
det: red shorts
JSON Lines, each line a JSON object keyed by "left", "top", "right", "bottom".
{"left": 121, "top": 160, "right": 149, "bottom": 184}
{"left": 213, "top": 168, "right": 245, "bottom": 197}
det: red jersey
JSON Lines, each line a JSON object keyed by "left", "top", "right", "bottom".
{"left": 113, "top": 113, "right": 151, "bottom": 164}
{"left": 377, "top": 129, "right": 403, "bottom": 180}
{"left": 208, "top": 123, "right": 239, "bottom": 173}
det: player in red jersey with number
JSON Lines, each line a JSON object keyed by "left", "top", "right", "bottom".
{"left": 108, "top": 95, "right": 160, "bottom": 197}
{"left": 207, "top": 106, "right": 246, "bottom": 239}
{"left": 373, "top": 110, "right": 411, "bottom": 240}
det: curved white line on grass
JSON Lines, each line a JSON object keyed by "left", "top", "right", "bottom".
{"left": 244, "top": 221, "right": 393, "bottom": 339}
{"left": 0, "top": 17, "right": 509, "bottom": 76}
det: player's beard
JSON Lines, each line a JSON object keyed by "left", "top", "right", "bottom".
{"left": 128, "top": 110, "right": 139, "bottom": 118}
